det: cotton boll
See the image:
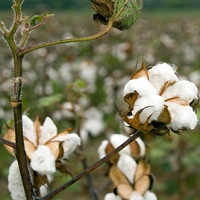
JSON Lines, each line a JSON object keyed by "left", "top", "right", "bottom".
{"left": 166, "top": 102, "right": 198, "bottom": 131}
{"left": 39, "top": 117, "right": 57, "bottom": 145}
{"left": 8, "top": 160, "right": 33, "bottom": 200}
{"left": 110, "top": 134, "right": 131, "bottom": 155}
{"left": 162, "top": 80, "right": 198, "bottom": 104}
{"left": 117, "top": 154, "right": 137, "bottom": 184}
{"left": 30, "top": 145, "right": 56, "bottom": 175}
{"left": 132, "top": 94, "right": 165, "bottom": 124}
{"left": 62, "top": 133, "right": 81, "bottom": 158}
{"left": 124, "top": 77, "right": 157, "bottom": 97}
{"left": 98, "top": 140, "right": 109, "bottom": 159}
{"left": 148, "top": 63, "right": 178, "bottom": 93}
{"left": 130, "top": 191, "right": 144, "bottom": 200}
{"left": 104, "top": 193, "right": 122, "bottom": 200}
{"left": 22, "top": 115, "right": 37, "bottom": 146}
{"left": 143, "top": 191, "right": 157, "bottom": 200}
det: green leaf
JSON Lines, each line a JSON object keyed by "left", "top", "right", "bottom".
{"left": 30, "top": 15, "right": 44, "bottom": 26}
{"left": 38, "top": 94, "right": 63, "bottom": 107}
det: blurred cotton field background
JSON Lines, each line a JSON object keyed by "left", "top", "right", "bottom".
{"left": 0, "top": 8, "right": 200, "bottom": 200}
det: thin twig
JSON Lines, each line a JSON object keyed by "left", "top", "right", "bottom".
{"left": 0, "top": 138, "right": 16, "bottom": 148}
{"left": 19, "top": 19, "right": 114, "bottom": 56}
{"left": 40, "top": 131, "right": 143, "bottom": 200}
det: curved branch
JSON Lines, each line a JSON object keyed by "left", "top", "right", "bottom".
{"left": 19, "top": 20, "right": 113, "bottom": 56}
{"left": 40, "top": 131, "right": 143, "bottom": 200}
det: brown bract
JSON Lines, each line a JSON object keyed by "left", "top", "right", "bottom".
{"left": 109, "top": 159, "right": 153, "bottom": 198}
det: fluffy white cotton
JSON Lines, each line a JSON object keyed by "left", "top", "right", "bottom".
{"left": 130, "top": 191, "right": 144, "bottom": 200}
{"left": 22, "top": 115, "right": 37, "bottom": 146}
{"left": 143, "top": 191, "right": 157, "bottom": 200}
{"left": 124, "top": 77, "right": 157, "bottom": 97}
{"left": 39, "top": 117, "right": 57, "bottom": 145}
{"left": 132, "top": 94, "right": 165, "bottom": 124}
{"left": 135, "top": 137, "right": 146, "bottom": 157}
{"left": 8, "top": 160, "right": 26, "bottom": 200}
{"left": 30, "top": 145, "right": 56, "bottom": 175}
{"left": 162, "top": 80, "right": 198, "bottom": 103}
{"left": 98, "top": 140, "right": 109, "bottom": 159}
{"left": 166, "top": 102, "right": 198, "bottom": 131}
{"left": 148, "top": 63, "right": 178, "bottom": 93}
{"left": 104, "top": 193, "right": 122, "bottom": 200}
{"left": 117, "top": 154, "right": 137, "bottom": 184}
{"left": 8, "top": 160, "right": 33, "bottom": 200}
{"left": 110, "top": 134, "right": 131, "bottom": 155}
{"left": 62, "top": 133, "right": 81, "bottom": 158}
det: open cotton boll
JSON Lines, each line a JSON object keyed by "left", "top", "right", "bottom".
{"left": 162, "top": 80, "right": 198, "bottom": 104}
{"left": 132, "top": 94, "right": 165, "bottom": 124}
{"left": 130, "top": 191, "right": 144, "bottom": 200}
{"left": 22, "top": 115, "right": 37, "bottom": 146}
{"left": 117, "top": 154, "right": 137, "bottom": 184}
{"left": 62, "top": 133, "right": 81, "bottom": 158}
{"left": 39, "top": 117, "right": 57, "bottom": 145}
{"left": 148, "top": 63, "right": 178, "bottom": 93}
{"left": 124, "top": 77, "right": 157, "bottom": 97}
{"left": 110, "top": 134, "right": 131, "bottom": 155}
{"left": 166, "top": 102, "right": 198, "bottom": 131}
{"left": 104, "top": 193, "right": 122, "bottom": 200}
{"left": 143, "top": 191, "right": 157, "bottom": 200}
{"left": 30, "top": 145, "right": 56, "bottom": 175}
{"left": 98, "top": 140, "right": 109, "bottom": 159}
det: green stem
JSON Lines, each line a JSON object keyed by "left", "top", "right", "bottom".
{"left": 19, "top": 19, "right": 113, "bottom": 56}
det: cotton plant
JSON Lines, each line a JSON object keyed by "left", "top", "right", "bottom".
{"left": 3, "top": 115, "right": 81, "bottom": 198}
{"left": 120, "top": 62, "right": 198, "bottom": 136}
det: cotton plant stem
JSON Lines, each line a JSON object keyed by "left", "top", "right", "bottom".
{"left": 2, "top": 1, "right": 36, "bottom": 199}
{"left": 19, "top": 19, "right": 113, "bottom": 56}
{"left": 40, "top": 131, "right": 143, "bottom": 200}
{"left": 0, "top": 138, "right": 16, "bottom": 148}
{"left": 76, "top": 116, "right": 98, "bottom": 200}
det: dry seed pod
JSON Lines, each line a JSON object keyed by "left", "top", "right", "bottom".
{"left": 91, "top": 0, "right": 143, "bottom": 30}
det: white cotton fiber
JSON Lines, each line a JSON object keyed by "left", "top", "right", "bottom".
{"left": 148, "top": 63, "right": 178, "bottom": 93}
{"left": 166, "top": 102, "right": 198, "bottom": 131}
{"left": 39, "top": 117, "right": 57, "bottom": 145}
{"left": 132, "top": 94, "right": 165, "bottom": 124}
{"left": 97, "top": 140, "right": 109, "bottom": 159}
{"left": 162, "top": 80, "right": 198, "bottom": 103}
{"left": 104, "top": 193, "right": 122, "bottom": 200}
{"left": 8, "top": 160, "right": 33, "bottom": 200}
{"left": 124, "top": 77, "right": 157, "bottom": 97}
{"left": 130, "top": 191, "right": 144, "bottom": 200}
{"left": 143, "top": 191, "right": 157, "bottom": 200}
{"left": 62, "top": 133, "right": 81, "bottom": 158}
{"left": 117, "top": 154, "right": 137, "bottom": 184}
{"left": 22, "top": 115, "right": 37, "bottom": 146}
{"left": 30, "top": 145, "right": 56, "bottom": 175}
{"left": 110, "top": 134, "right": 131, "bottom": 155}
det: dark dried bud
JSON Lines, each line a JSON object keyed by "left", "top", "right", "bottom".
{"left": 91, "top": 0, "right": 143, "bottom": 30}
